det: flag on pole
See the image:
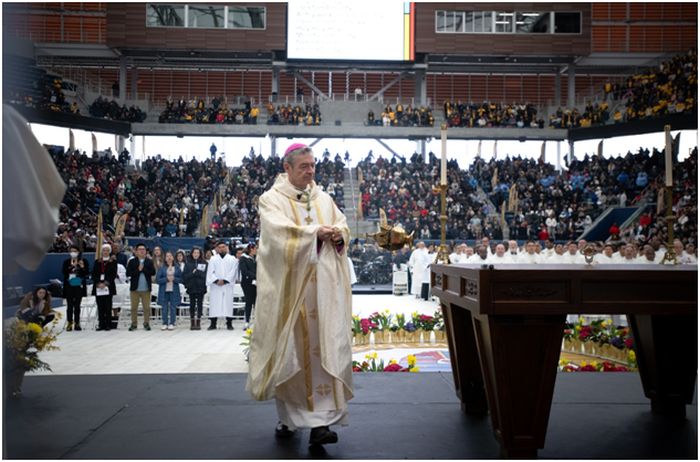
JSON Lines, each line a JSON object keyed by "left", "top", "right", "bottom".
{"left": 91, "top": 133, "right": 97, "bottom": 154}
{"left": 597, "top": 139, "right": 603, "bottom": 157}
{"left": 492, "top": 140, "right": 498, "bottom": 159}
{"left": 491, "top": 167, "right": 498, "bottom": 189}
{"left": 656, "top": 187, "right": 665, "bottom": 215}
{"left": 500, "top": 201, "right": 506, "bottom": 229}
{"left": 69, "top": 129, "right": 75, "bottom": 151}
{"left": 539, "top": 141, "right": 546, "bottom": 164}
{"left": 115, "top": 212, "right": 128, "bottom": 238}
{"left": 672, "top": 132, "right": 681, "bottom": 161}
{"left": 96, "top": 208, "right": 104, "bottom": 260}
{"left": 477, "top": 140, "right": 482, "bottom": 158}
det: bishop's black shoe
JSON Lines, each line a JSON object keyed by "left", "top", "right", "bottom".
{"left": 275, "top": 422, "right": 295, "bottom": 438}
{"left": 309, "top": 426, "right": 338, "bottom": 445}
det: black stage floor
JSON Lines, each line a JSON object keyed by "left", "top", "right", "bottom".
{"left": 4, "top": 372, "right": 697, "bottom": 459}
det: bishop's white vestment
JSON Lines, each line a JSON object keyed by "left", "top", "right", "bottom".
{"left": 206, "top": 253, "right": 237, "bottom": 318}
{"left": 246, "top": 174, "right": 353, "bottom": 430}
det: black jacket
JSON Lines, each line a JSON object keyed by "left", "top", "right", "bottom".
{"left": 182, "top": 257, "right": 208, "bottom": 295}
{"left": 126, "top": 257, "right": 156, "bottom": 292}
{"left": 62, "top": 257, "right": 90, "bottom": 297}
{"left": 239, "top": 254, "right": 257, "bottom": 285}
{"left": 92, "top": 258, "right": 118, "bottom": 296}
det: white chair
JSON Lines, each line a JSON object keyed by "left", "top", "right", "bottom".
{"left": 232, "top": 283, "right": 246, "bottom": 321}
{"left": 80, "top": 295, "right": 98, "bottom": 329}
{"left": 177, "top": 283, "right": 190, "bottom": 324}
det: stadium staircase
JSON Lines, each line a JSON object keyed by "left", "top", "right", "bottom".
{"left": 343, "top": 167, "right": 377, "bottom": 240}
{"left": 475, "top": 185, "right": 505, "bottom": 237}
{"left": 578, "top": 206, "right": 640, "bottom": 242}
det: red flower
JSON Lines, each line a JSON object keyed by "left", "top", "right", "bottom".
{"left": 578, "top": 325, "right": 593, "bottom": 340}
{"left": 352, "top": 366, "right": 362, "bottom": 372}
{"left": 624, "top": 338, "right": 634, "bottom": 348}
{"left": 579, "top": 364, "right": 597, "bottom": 372}
{"left": 383, "top": 363, "right": 402, "bottom": 372}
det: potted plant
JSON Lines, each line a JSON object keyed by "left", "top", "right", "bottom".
{"left": 4, "top": 316, "right": 61, "bottom": 398}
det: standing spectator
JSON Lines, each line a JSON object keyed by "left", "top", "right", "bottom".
{"left": 62, "top": 245, "right": 89, "bottom": 331}
{"left": 205, "top": 240, "right": 238, "bottom": 330}
{"left": 175, "top": 250, "right": 187, "bottom": 273}
{"left": 183, "top": 246, "right": 207, "bottom": 330}
{"left": 152, "top": 246, "right": 164, "bottom": 277}
{"left": 92, "top": 243, "right": 118, "bottom": 331}
{"left": 239, "top": 243, "right": 257, "bottom": 329}
{"left": 157, "top": 251, "right": 182, "bottom": 330}
{"left": 126, "top": 243, "right": 156, "bottom": 331}
{"left": 210, "top": 142, "right": 218, "bottom": 160}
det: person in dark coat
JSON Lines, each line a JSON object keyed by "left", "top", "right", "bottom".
{"left": 92, "top": 243, "right": 118, "bottom": 331}
{"left": 182, "top": 246, "right": 207, "bottom": 330}
{"left": 239, "top": 243, "right": 257, "bottom": 328}
{"left": 62, "top": 245, "right": 90, "bottom": 331}
{"left": 126, "top": 243, "right": 156, "bottom": 331}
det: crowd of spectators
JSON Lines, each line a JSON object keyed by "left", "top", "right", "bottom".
{"left": 48, "top": 148, "right": 227, "bottom": 252}
{"left": 366, "top": 104, "right": 434, "bottom": 127}
{"left": 548, "top": 103, "right": 610, "bottom": 128}
{"left": 357, "top": 151, "right": 499, "bottom": 241}
{"left": 89, "top": 96, "right": 146, "bottom": 123}
{"left": 207, "top": 150, "right": 346, "bottom": 239}
{"left": 356, "top": 143, "right": 697, "bottom": 248}
{"left": 265, "top": 102, "right": 322, "bottom": 125}
{"left": 158, "top": 97, "right": 259, "bottom": 124}
{"left": 443, "top": 101, "right": 543, "bottom": 128}
{"left": 604, "top": 50, "right": 697, "bottom": 121}
{"left": 6, "top": 76, "right": 79, "bottom": 115}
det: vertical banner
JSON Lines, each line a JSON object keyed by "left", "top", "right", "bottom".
{"left": 69, "top": 129, "right": 75, "bottom": 151}
{"left": 492, "top": 140, "right": 498, "bottom": 159}
{"left": 597, "top": 139, "right": 603, "bottom": 157}
{"left": 477, "top": 140, "right": 482, "bottom": 158}
{"left": 539, "top": 141, "right": 546, "bottom": 164}
{"left": 91, "top": 133, "right": 97, "bottom": 154}
{"left": 96, "top": 208, "right": 104, "bottom": 260}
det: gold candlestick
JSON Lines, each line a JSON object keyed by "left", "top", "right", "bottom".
{"left": 660, "top": 185, "right": 678, "bottom": 265}
{"left": 434, "top": 183, "right": 450, "bottom": 264}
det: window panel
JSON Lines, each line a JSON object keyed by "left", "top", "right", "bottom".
{"left": 554, "top": 12, "right": 581, "bottom": 34}
{"left": 146, "top": 4, "right": 184, "bottom": 27}
{"left": 188, "top": 4, "right": 225, "bottom": 28}
{"left": 229, "top": 6, "right": 265, "bottom": 29}
{"left": 516, "top": 12, "right": 550, "bottom": 33}
{"left": 436, "top": 11, "right": 446, "bottom": 32}
{"left": 495, "top": 12, "right": 513, "bottom": 33}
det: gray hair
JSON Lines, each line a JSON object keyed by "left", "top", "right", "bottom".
{"left": 283, "top": 147, "right": 313, "bottom": 167}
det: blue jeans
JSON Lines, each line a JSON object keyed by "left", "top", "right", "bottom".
{"left": 161, "top": 292, "right": 177, "bottom": 326}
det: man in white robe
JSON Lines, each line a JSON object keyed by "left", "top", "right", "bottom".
{"left": 247, "top": 143, "right": 352, "bottom": 446}
{"left": 408, "top": 241, "right": 430, "bottom": 298}
{"left": 205, "top": 240, "right": 238, "bottom": 330}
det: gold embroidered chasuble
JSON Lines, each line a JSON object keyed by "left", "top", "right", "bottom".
{"left": 246, "top": 174, "right": 353, "bottom": 429}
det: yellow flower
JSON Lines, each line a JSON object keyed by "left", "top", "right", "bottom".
{"left": 578, "top": 316, "right": 585, "bottom": 325}
{"left": 28, "top": 323, "right": 43, "bottom": 335}
{"left": 407, "top": 354, "right": 416, "bottom": 367}
{"left": 559, "top": 358, "right": 568, "bottom": 367}
{"left": 580, "top": 360, "right": 587, "bottom": 367}
{"left": 601, "top": 319, "right": 610, "bottom": 328}
{"left": 245, "top": 328, "right": 253, "bottom": 336}
{"left": 370, "top": 351, "right": 378, "bottom": 360}
{"left": 389, "top": 359, "right": 398, "bottom": 365}
{"left": 410, "top": 366, "right": 420, "bottom": 373}
{"left": 628, "top": 350, "right": 636, "bottom": 362}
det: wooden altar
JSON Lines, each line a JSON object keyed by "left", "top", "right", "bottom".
{"left": 431, "top": 264, "right": 697, "bottom": 459}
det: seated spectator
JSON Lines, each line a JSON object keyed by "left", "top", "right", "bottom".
{"left": 17, "top": 287, "right": 56, "bottom": 327}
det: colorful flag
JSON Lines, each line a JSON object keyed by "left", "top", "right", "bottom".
{"left": 96, "top": 208, "right": 104, "bottom": 260}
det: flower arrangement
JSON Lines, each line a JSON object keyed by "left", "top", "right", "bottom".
{"left": 240, "top": 327, "right": 253, "bottom": 361}
{"left": 563, "top": 317, "right": 636, "bottom": 363}
{"left": 352, "top": 352, "right": 420, "bottom": 373}
{"left": 559, "top": 359, "right": 632, "bottom": 372}
{"left": 5, "top": 316, "right": 61, "bottom": 373}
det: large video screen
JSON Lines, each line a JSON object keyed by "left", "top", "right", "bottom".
{"left": 287, "top": 1, "right": 414, "bottom": 61}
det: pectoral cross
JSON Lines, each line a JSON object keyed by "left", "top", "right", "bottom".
{"left": 305, "top": 216, "right": 313, "bottom": 224}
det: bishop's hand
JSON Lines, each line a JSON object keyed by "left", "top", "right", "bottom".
{"left": 317, "top": 225, "right": 335, "bottom": 242}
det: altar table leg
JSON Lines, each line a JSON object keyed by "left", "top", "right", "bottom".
{"left": 627, "top": 313, "right": 698, "bottom": 418}
{"left": 472, "top": 314, "right": 566, "bottom": 459}
{"left": 443, "top": 303, "right": 488, "bottom": 414}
